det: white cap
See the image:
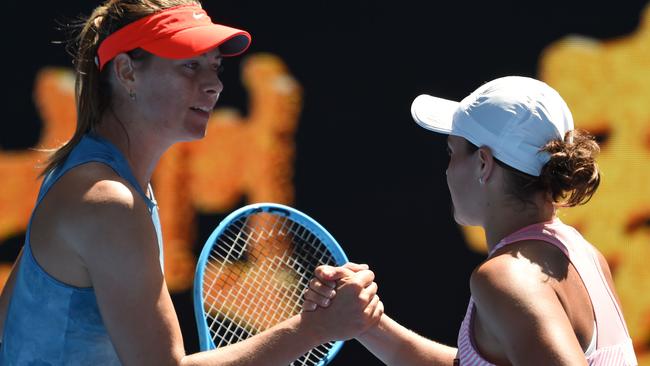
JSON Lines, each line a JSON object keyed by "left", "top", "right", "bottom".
{"left": 411, "top": 76, "right": 574, "bottom": 176}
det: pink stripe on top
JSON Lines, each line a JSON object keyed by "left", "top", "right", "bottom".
{"left": 455, "top": 218, "right": 638, "bottom": 365}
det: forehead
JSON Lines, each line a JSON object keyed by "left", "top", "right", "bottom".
{"left": 203, "top": 47, "right": 223, "bottom": 60}
{"left": 153, "top": 47, "right": 223, "bottom": 65}
{"left": 167, "top": 47, "right": 223, "bottom": 62}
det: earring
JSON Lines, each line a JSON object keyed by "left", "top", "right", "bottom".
{"left": 478, "top": 177, "right": 484, "bottom": 184}
{"left": 128, "top": 90, "right": 136, "bottom": 101}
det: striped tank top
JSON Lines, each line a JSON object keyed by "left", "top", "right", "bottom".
{"left": 456, "top": 218, "right": 637, "bottom": 365}
{"left": 0, "top": 134, "right": 163, "bottom": 365}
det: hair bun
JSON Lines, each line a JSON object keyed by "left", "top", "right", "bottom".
{"left": 540, "top": 129, "right": 601, "bottom": 207}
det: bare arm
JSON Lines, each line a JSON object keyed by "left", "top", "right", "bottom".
{"left": 470, "top": 250, "right": 588, "bottom": 366}
{"left": 307, "top": 265, "right": 457, "bottom": 366}
{"left": 0, "top": 249, "right": 23, "bottom": 342}
{"left": 356, "top": 314, "right": 457, "bottom": 366}
{"left": 70, "top": 179, "right": 380, "bottom": 365}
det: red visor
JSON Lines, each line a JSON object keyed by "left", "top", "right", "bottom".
{"left": 96, "top": 5, "right": 251, "bottom": 71}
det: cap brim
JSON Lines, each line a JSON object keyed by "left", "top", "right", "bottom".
{"left": 142, "top": 24, "right": 251, "bottom": 59}
{"left": 410, "top": 94, "right": 459, "bottom": 134}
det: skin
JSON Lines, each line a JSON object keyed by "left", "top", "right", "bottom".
{"left": 0, "top": 48, "right": 382, "bottom": 365}
{"left": 307, "top": 135, "right": 622, "bottom": 365}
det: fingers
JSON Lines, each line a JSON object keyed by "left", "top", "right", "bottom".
{"left": 305, "top": 266, "right": 378, "bottom": 316}
{"left": 334, "top": 270, "right": 376, "bottom": 305}
{"left": 362, "top": 295, "right": 384, "bottom": 326}
{"left": 364, "top": 294, "right": 380, "bottom": 316}
{"left": 367, "top": 296, "right": 384, "bottom": 327}
{"left": 315, "top": 265, "right": 355, "bottom": 281}
{"left": 309, "top": 276, "right": 336, "bottom": 292}
{"left": 342, "top": 262, "right": 369, "bottom": 272}
{"left": 358, "top": 281, "right": 378, "bottom": 303}
{"left": 301, "top": 271, "right": 383, "bottom": 341}
{"left": 304, "top": 264, "right": 372, "bottom": 313}
{"left": 314, "top": 262, "right": 370, "bottom": 281}
{"left": 302, "top": 299, "right": 318, "bottom": 312}
{"left": 372, "top": 298, "right": 384, "bottom": 319}
{"left": 346, "top": 269, "right": 375, "bottom": 289}
{"left": 304, "top": 278, "right": 337, "bottom": 309}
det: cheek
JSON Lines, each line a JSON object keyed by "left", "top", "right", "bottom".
{"left": 446, "top": 159, "right": 461, "bottom": 186}
{"left": 140, "top": 72, "right": 191, "bottom": 109}
{"left": 446, "top": 158, "right": 473, "bottom": 195}
{"left": 147, "top": 77, "right": 182, "bottom": 101}
{"left": 146, "top": 85, "right": 191, "bottom": 123}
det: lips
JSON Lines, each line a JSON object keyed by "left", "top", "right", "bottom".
{"left": 190, "top": 106, "right": 211, "bottom": 120}
{"left": 191, "top": 106, "right": 212, "bottom": 113}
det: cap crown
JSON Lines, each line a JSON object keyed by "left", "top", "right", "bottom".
{"left": 452, "top": 76, "right": 574, "bottom": 176}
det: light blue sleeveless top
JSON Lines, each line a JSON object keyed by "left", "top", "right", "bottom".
{"left": 0, "top": 134, "right": 163, "bottom": 365}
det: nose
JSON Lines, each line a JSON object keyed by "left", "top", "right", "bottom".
{"left": 199, "top": 66, "right": 223, "bottom": 96}
{"left": 204, "top": 75, "right": 223, "bottom": 96}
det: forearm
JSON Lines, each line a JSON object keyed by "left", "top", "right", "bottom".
{"left": 181, "top": 314, "right": 323, "bottom": 366}
{"left": 357, "top": 314, "right": 457, "bottom": 366}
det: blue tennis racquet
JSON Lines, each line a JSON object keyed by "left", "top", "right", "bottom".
{"left": 193, "top": 203, "right": 348, "bottom": 366}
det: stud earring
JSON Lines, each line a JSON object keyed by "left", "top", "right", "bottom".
{"left": 128, "top": 90, "right": 136, "bottom": 101}
{"left": 478, "top": 177, "right": 484, "bottom": 184}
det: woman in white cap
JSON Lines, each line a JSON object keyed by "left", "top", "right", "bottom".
{"left": 305, "top": 76, "right": 637, "bottom": 365}
{"left": 0, "top": 1, "right": 381, "bottom": 364}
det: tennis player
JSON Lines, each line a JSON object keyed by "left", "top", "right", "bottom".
{"left": 0, "top": 1, "right": 382, "bottom": 364}
{"left": 306, "top": 76, "right": 638, "bottom": 365}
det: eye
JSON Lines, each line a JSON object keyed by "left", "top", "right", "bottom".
{"left": 184, "top": 61, "right": 199, "bottom": 70}
{"left": 446, "top": 146, "right": 452, "bottom": 156}
{"left": 214, "top": 64, "right": 224, "bottom": 75}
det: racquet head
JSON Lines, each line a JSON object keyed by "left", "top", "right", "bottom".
{"left": 193, "top": 203, "right": 348, "bottom": 366}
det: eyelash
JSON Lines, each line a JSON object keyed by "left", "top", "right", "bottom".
{"left": 184, "top": 62, "right": 224, "bottom": 75}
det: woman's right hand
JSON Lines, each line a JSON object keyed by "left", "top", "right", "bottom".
{"left": 302, "top": 262, "right": 370, "bottom": 312}
{"left": 300, "top": 263, "right": 383, "bottom": 342}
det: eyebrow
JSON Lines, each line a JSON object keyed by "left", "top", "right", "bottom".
{"left": 200, "top": 53, "right": 223, "bottom": 62}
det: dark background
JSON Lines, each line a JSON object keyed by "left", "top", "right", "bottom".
{"left": 3, "top": 0, "right": 648, "bottom": 364}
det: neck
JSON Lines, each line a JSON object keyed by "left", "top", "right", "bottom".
{"left": 94, "top": 112, "right": 170, "bottom": 194}
{"left": 482, "top": 197, "right": 556, "bottom": 252}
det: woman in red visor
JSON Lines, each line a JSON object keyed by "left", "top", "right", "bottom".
{"left": 0, "top": 1, "right": 381, "bottom": 364}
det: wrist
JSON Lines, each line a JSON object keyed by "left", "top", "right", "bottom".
{"left": 356, "top": 313, "right": 387, "bottom": 343}
{"left": 294, "top": 312, "right": 330, "bottom": 347}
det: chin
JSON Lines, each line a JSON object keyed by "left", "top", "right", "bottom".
{"left": 453, "top": 215, "right": 470, "bottom": 226}
{"left": 452, "top": 207, "right": 477, "bottom": 227}
{"left": 184, "top": 122, "right": 209, "bottom": 140}
{"left": 172, "top": 130, "right": 206, "bottom": 144}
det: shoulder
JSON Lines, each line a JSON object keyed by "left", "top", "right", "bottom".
{"left": 56, "top": 163, "right": 142, "bottom": 219}
{"left": 469, "top": 241, "right": 588, "bottom": 364}
{"left": 51, "top": 163, "right": 153, "bottom": 258}
{"left": 471, "top": 240, "right": 569, "bottom": 300}
{"left": 469, "top": 240, "right": 571, "bottom": 331}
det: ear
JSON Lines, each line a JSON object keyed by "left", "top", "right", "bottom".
{"left": 477, "top": 146, "right": 496, "bottom": 184}
{"left": 111, "top": 53, "right": 137, "bottom": 96}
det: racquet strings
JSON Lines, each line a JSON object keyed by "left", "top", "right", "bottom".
{"left": 202, "top": 211, "right": 338, "bottom": 365}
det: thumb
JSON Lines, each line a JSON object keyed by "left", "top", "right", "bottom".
{"left": 315, "top": 265, "right": 355, "bottom": 281}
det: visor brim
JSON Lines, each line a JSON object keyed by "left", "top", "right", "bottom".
{"left": 410, "top": 94, "right": 459, "bottom": 134}
{"left": 142, "top": 24, "right": 251, "bottom": 59}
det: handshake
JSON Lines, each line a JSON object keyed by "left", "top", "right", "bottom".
{"left": 300, "top": 263, "right": 384, "bottom": 342}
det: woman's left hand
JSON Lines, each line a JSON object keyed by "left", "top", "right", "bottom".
{"left": 302, "top": 262, "right": 369, "bottom": 312}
